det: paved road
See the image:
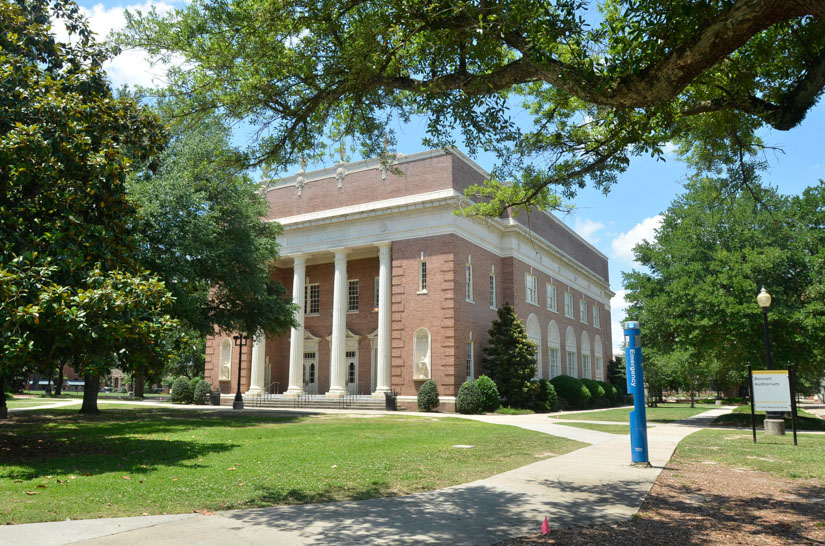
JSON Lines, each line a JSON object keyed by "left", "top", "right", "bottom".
{"left": 0, "top": 405, "right": 734, "bottom": 545}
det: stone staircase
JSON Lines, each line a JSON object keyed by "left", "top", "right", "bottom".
{"left": 245, "top": 393, "right": 388, "bottom": 411}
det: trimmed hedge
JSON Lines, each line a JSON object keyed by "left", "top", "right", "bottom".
{"left": 192, "top": 380, "right": 211, "bottom": 405}
{"left": 533, "top": 379, "right": 558, "bottom": 412}
{"left": 550, "top": 375, "right": 591, "bottom": 410}
{"left": 417, "top": 380, "right": 439, "bottom": 411}
{"left": 456, "top": 380, "right": 484, "bottom": 414}
{"left": 475, "top": 375, "right": 500, "bottom": 412}
{"left": 598, "top": 381, "right": 620, "bottom": 405}
{"left": 581, "top": 378, "right": 607, "bottom": 407}
{"left": 170, "top": 377, "right": 193, "bottom": 404}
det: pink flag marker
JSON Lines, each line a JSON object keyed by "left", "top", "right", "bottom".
{"left": 541, "top": 516, "right": 549, "bottom": 535}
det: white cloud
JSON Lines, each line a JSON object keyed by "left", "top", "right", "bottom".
{"left": 574, "top": 218, "right": 605, "bottom": 244}
{"left": 610, "top": 215, "right": 663, "bottom": 263}
{"left": 610, "top": 289, "right": 628, "bottom": 354}
{"left": 52, "top": 1, "right": 178, "bottom": 88}
{"left": 661, "top": 141, "right": 677, "bottom": 156}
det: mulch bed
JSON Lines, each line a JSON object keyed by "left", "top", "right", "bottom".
{"left": 496, "top": 461, "right": 825, "bottom": 545}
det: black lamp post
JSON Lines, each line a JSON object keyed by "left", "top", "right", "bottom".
{"left": 757, "top": 287, "right": 785, "bottom": 435}
{"left": 233, "top": 334, "right": 248, "bottom": 410}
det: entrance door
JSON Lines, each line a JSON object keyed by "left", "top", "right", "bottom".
{"left": 346, "top": 350, "right": 358, "bottom": 395}
{"left": 303, "top": 351, "right": 317, "bottom": 394}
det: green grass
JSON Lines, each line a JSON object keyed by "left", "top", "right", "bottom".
{"left": 552, "top": 422, "right": 631, "bottom": 434}
{"left": 555, "top": 403, "right": 710, "bottom": 423}
{"left": 675, "top": 428, "right": 825, "bottom": 480}
{"left": 0, "top": 405, "right": 586, "bottom": 524}
{"left": 711, "top": 406, "right": 825, "bottom": 431}
{"left": 494, "top": 407, "right": 536, "bottom": 415}
{"left": 20, "top": 391, "right": 166, "bottom": 399}
{"left": 5, "top": 399, "right": 74, "bottom": 409}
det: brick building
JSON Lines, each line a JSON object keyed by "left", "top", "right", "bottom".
{"left": 204, "top": 149, "right": 613, "bottom": 411}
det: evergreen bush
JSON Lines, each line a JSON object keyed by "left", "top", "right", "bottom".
{"left": 192, "top": 380, "right": 212, "bottom": 404}
{"left": 417, "top": 379, "right": 439, "bottom": 411}
{"left": 475, "top": 375, "right": 500, "bottom": 412}
{"left": 597, "top": 381, "right": 618, "bottom": 406}
{"left": 481, "top": 303, "right": 538, "bottom": 408}
{"left": 533, "top": 379, "right": 558, "bottom": 412}
{"left": 189, "top": 376, "right": 203, "bottom": 396}
{"left": 550, "top": 375, "right": 591, "bottom": 409}
{"left": 581, "top": 378, "right": 606, "bottom": 407}
{"left": 456, "top": 380, "right": 485, "bottom": 414}
{"left": 171, "top": 376, "right": 193, "bottom": 404}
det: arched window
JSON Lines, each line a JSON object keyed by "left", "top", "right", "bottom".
{"left": 594, "top": 335, "right": 604, "bottom": 380}
{"left": 565, "top": 326, "right": 578, "bottom": 377}
{"left": 547, "top": 321, "right": 561, "bottom": 378}
{"left": 526, "top": 314, "right": 542, "bottom": 379}
{"left": 581, "top": 331, "right": 591, "bottom": 379}
{"left": 219, "top": 338, "right": 232, "bottom": 381}
{"left": 413, "top": 328, "right": 431, "bottom": 380}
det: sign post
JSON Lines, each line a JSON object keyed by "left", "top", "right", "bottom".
{"left": 623, "top": 321, "right": 650, "bottom": 467}
{"left": 751, "top": 368, "right": 797, "bottom": 446}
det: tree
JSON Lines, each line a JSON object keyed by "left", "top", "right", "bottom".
{"left": 119, "top": 0, "right": 825, "bottom": 216}
{"left": 481, "top": 303, "right": 537, "bottom": 407}
{"left": 606, "top": 356, "right": 626, "bottom": 396}
{"left": 624, "top": 177, "right": 825, "bottom": 395}
{"left": 1, "top": 0, "right": 175, "bottom": 413}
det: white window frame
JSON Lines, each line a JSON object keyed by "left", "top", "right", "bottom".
{"left": 304, "top": 283, "right": 320, "bottom": 315}
{"left": 582, "top": 353, "right": 591, "bottom": 379}
{"left": 525, "top": 273, "right": 538, "bottom": 305}
{"left": 564, "top": 292, "right": 574, "bottom": 318}
{"left": 489, "top": 273, "right": 496, "bottom": 309}
{"left": 580, "top": 299, "right": 588, "bottom": 323}
{"left": 347, "top": 279, "right": 359, "bottom": 313}
{"left": 418, "top": 260, "right": 427, "bottom": 293}
{"left": 465, "top": 263, "right": 474, "bottom": 303}
{"left": 566, "top": 350, "right": 578, "bottom": 377}
{"left": 466, "top": 340, "right": 474, "bottom": 379}
{"left": 546, "top": 283, "right": 557, "bottom": 312}
{"left": 593, "top": 305, "right": 600, "bottom": 328}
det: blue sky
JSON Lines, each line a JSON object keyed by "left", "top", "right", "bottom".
{"left": 65, "top": 0, "right": 825, "bottom": 353}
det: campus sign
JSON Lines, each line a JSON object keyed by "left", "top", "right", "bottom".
{"left": 751, "top": 370, "right": 792, "bottom": 412}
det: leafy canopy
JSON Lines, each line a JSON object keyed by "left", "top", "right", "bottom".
{"left": 119, "top": 0, "right": 825, "bottom": 215}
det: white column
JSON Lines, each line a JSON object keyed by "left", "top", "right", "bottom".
{"left": 246, "top": 335, "right": 266, "bottom": 395}
{"left": 285, "top": 255, "right": 306, "bottom": 397}
{"left": 373, "top": 242, "right": 392, "bottom": 397}
{"left": 327, "top": 248, "right": 349, "bottom": 397}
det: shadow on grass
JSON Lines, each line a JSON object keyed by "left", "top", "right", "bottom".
{"left": 711, "top": 412, "right": 825, "bottom": 431}
{"left": 0, "top": 408, "right": 309, "bottom": 481}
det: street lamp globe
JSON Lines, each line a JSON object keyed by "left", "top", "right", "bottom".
{"left": 757, "top": 287, "right": 772, "bottom": 308}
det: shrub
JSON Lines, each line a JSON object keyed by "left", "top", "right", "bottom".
{"left": 550, "top": 375, "right": 591, "bottom": 410}
{"left": 171, "top": 376, "right": 193, "bottom": 404}
{"left": 192, "top": 380, "right": 212, "bottom": 405}
{"left": 482, "top": 303, "right": 538, "bottom": 408}
{"left": 533, "top": 379, "right": 558, "bottom": 412}
{"left": 475, "top": 375, "right": 500, "bottom": 412}
{"left": 456, "top": 380, "right": 484, "bottom": 414}
{"left": 417, "top": 380, "right": 439, "bottom": 411}
{"left": 189, "top": 376, "right": 203, "bottom": 396}
{"left": 581, "top": 378, "right": 607, "bottom": 407}
{"left": 598, "top": 381, "right": 619, "bottom": 406}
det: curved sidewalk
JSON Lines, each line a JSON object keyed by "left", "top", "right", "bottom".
{"left": 0, "top": 407, "right": 734, "bottom": 545}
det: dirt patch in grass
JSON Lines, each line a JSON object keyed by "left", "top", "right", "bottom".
{"left": 495, "top": 460, "right": 825, "bottom": 545}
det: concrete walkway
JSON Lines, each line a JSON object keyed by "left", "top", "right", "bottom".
{"left": 0, "top": 406, "right": 735, "bottom": 545}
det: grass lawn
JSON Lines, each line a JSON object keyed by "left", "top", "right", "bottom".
{"left": 675, "top": 428, "right": 825, "bottom": 479}
{"left": 551, "top": 422, "right": 631, "bottom": 434}
{"left": 0, "top": 405, "right": 585, "bottom": 524}
{"left": 553, "top": 403, "right": 710, "bottom": 423}
{"left": 711, "top": 406, "right": 825, "bottom": 431}
{"left": 5, "top": 399, "right": 72, "bottom": 409}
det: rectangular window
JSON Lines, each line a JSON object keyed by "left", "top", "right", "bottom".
{"left": 546, "top": 284, "right": 557, "bottom": 312}
{"left": 348, "top": 279, "right": 359, "bottom": 312}
{"left": 418, "top": 260, "right": 427, "bottom": 293}
{"left": 489, "top": 274, "right": 496, "bottom": 309}
{"left": 548, "top": 347, "right": 561, "bottom": 378}
{"left": 466, "top": 341, "right": 474, "bottom": 378}
{"left": 593, "top": 305, "right": 600, "bottom": 328}
{"left": 580, "top": 300, "right": 587, "bottom": 323}
{"left": 582, "top": 354, "right": 591, "bottom": 379}
{"left": 595, "top": 356, "right": 603, "bottom": 380}
{"left": 566, "top": 351, "right": 577, "bottom": 377}
{"left": 564, "top": 293, "right": 574, "bottom": 318}
{"left": 373, "top": 277, "right": 380, "bottom": 310}
{"left": 525, "top": 273, "right": 538, "bottom": 305}
{"left": 465, "top": 264, "right": 474, "bottom": 302}
{"left": 304, "top": 283, "right": 320, "bottom": 315}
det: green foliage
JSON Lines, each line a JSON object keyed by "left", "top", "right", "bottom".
{"left": 475, "top": 375, "right": 500, "bottom": 412}
{"left": 188, "top": 376, "right": 203, "bottom": 397}
{"left": 456, "top": 380, "right": 484, "bottom": 415}
{"left": 580, "top": 378, "right": 607, "bottom": 408}
{"left": 550, "top": 375, "right": 591, "bottom": 410}
{"left": 606, "top": 357, "right": 626, "bottom": 397}
{"left": 119, "top": 0, "right": 824, "bottom": 218}
{"left": 170, "top": 377, "right": 193, "bottom": 404}
{"left": 533, "top": 379, "right": 558, "bottom": 413}
{"left": 192, "top": 380, "right": 211, "bottom": 405}
{"left": 598, "top": 381, "right": 620, "bottom": 405}
{"left": 416, "top": 380, "right": 439, "bottom": 412}
{"left": 481, "top": 303, "right": 538, "bottom": 408}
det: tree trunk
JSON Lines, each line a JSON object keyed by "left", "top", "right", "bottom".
{"left": 0, "top": 376, "right": 7, "bottom": 420}
{"left": 80, "top": 374, "right": 100, "bottom": 414}
{"left": 55, "top": 365, "right": 64, "bottom": 396}
{"left": 133, "top": 373, "right": 145, "bottom": 398}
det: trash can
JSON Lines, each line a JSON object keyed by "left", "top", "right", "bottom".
{"left": 384, "top": 391, "right": 397, "bottom": 411}
{"left": 210, "top": 389, "right": 221, "bottom": 406}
